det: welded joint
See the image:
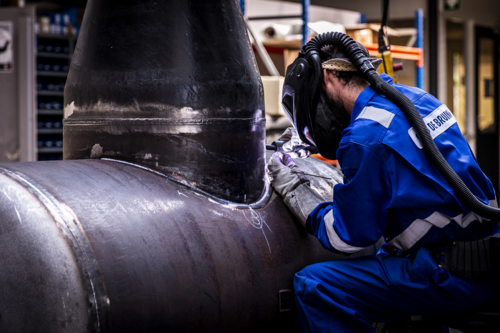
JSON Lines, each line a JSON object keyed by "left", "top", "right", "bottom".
{"left": 101, "top": 158, "right": 272, "bottom": 210}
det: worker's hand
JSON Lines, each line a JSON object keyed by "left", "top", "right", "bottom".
{"left": 267, "top": 152, "right": 309, "bottom": 197}
{"left": 267, "top": 152, "right": 324, "bottom": 227}
{"left": 279, "top": 127, "right": 312, "bottom": 158}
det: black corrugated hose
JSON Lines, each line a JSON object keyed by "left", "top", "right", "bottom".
{"left": 303, "top": 32, "right": 500, "bottom": 221}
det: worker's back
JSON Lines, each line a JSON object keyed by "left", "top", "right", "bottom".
{"left": 335, "top": 73, "right": 499, "bottom": 253}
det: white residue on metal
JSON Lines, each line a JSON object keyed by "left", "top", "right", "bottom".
{"left": 210, "top": 209, "right": 223, "bottom": 217}
{"left": 208, "top": 198, "right": 219, "bottom": 205}
{"left": 144, "top": 153, "right": 152, "bottom": 160}
{"left": 64, "top": 101, "right": 75, "bottom": 119}
{"left": 177, "top": 190, "right": 188, "bottom": 198}
{"left": 90, "top": 144, "right": 103, "bottom": 159}
{"left": 243, "top": 207, "right": 272, "bottom": 253}
{"left": 217, "top": 202, "right": 239, "bottom": 211}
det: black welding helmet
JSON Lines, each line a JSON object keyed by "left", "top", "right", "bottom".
{"left": 282, "top": 56, "right": 321, "bottom": 152}
{"left": 281, "top": 41, "right": 379, "bottom": 160}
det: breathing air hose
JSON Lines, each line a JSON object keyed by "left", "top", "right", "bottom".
{"left": 303, "top": 32, "right": 500, "bottom": 221}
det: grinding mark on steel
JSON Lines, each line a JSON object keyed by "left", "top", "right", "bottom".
{"left": 178, "top": 190, "right": 188, "bottom": 198}
{"left": 1, "top": 187, "right": 12, "bottom": 201}
{"left": 243, "top": 207, "right": 272, "bottom": 253}
{"left": 14, "top": 206, "right": 22, "bottom": 224}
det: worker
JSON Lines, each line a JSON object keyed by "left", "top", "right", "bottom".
{"left": 268, "top": 42, "right": 499, "bottom": 332}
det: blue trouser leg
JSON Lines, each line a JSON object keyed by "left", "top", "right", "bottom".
{"left": 293, "top": 248, "right": 498, "bottom": 333}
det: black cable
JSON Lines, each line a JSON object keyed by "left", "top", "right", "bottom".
{"left": 378, "top": 0, "right": 390, "bottom": 52}
{"left": 378, "top": 0, "right": 390, "bottom": 74}
{"left": 304, "top": 32, "right": 500, "bottom": 221}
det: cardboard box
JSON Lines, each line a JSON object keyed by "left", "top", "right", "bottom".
{"left": 261, "top": 76, "right": 285, "bottom": 116}
{"left": 345, "top": 23, "right": 401, "bottom": 45}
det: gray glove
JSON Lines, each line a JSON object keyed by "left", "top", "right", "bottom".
{"left": 279, "top": 127, "right": 312, "bottom": 159}
{"left": 267, "top": 152, "right": 324, "bottom": 227}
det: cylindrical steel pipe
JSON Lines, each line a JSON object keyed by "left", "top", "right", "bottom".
{"left": 0, "top": 156, "right": 376, "bottom": 332}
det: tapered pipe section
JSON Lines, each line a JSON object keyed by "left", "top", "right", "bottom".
{"left": 64, "top": 0, "right": 265, "bottom": 203}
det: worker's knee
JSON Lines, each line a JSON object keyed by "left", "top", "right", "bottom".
{"left": 293, "top": 265, "right": 314, "bottom": 301}
{"left": 293, "top": 262, "right": 338, "bottom": 302}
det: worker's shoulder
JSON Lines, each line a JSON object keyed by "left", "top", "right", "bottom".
{"left": 348, "top": 93, "right": 400, "bottom": 149}
{"left": 349, "top": 84, "right": 439, "bottom": 148}
{"left": 393, "top": 83, "right": 441, "bottom": 111}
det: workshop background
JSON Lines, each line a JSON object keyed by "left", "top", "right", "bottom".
{"left": 0, "top": 0, "right": 499, "bottom": 188}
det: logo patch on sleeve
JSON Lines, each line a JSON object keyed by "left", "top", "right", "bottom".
{"left": 408, "top": 105, "right": 457, "bottom": 149}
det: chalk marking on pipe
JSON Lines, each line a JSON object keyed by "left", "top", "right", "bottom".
{"left": 243, "top": 208, "right": 272, "bottom": 253}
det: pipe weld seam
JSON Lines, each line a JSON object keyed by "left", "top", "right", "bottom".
{"left": 0, "top": 167, "right": 109, "bottom": 333}
{"left": 63, "top": 117, "right": 266, "bottom": 126}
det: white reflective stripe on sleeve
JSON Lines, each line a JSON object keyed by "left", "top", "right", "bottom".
{"left": 409, "top": 104, "right": 457, "bottom": 149}
{"left": 356, "top": 106, "right": 395, "bottom": 129}
{"left": 324, "top": 209, "right": 364, "bottom": 253}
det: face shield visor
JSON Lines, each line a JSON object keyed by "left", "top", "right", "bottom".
{"left": 281, "top": 55, "right": 347, "bottom": 160}
{"left": 281, "top": 58, "right": 316, "bottom": 146}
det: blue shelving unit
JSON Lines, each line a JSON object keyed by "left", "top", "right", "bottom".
{"left": 415, "top": 8, "right": 424, "bottom": 89}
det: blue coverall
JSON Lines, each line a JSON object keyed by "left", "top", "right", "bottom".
{"left": 294, "top": 74, "right": 500, "bottom": 332}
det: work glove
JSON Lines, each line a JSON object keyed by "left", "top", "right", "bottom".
{"left": 267, "top": 152, "right": 324, "bottom": 227}
{"left": 279, "top": 127, "right": 313, "bottom": 159}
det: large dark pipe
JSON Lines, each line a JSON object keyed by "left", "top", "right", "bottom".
{"left": 0, "top": 155, "right": 377, "bottom": 333}
{"left": 64, "top": 0, "right": 265, "bottom": 204}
